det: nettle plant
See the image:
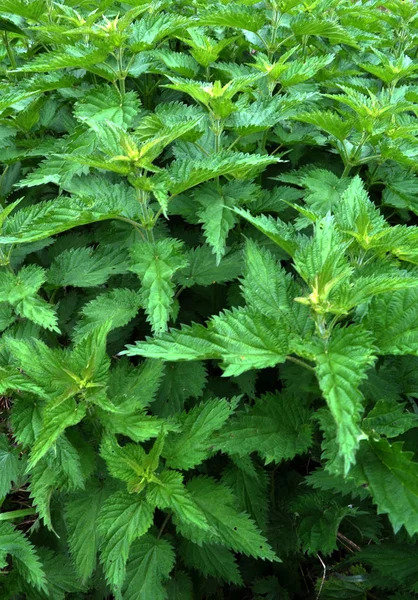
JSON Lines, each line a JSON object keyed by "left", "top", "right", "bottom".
{"left": 2, "top": 0, "right": 418, "bottom": 598}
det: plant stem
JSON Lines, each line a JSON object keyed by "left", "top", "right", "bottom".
{"left": 0, "top": 508, "right": 37, "bottom": 521}
{"left": 341, "top": 163, "right": 352, "bottom": 178}
{"left": 3, "top": 32, "right": 17, "bottom": 71}
{"left": 286, "top": 355, "right": 315, "bottom": 372}
{"left": 157, "top": 513, "right": 170, "bottom": 539}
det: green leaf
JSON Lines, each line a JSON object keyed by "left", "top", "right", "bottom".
{"left": 129, "top": 13, "right": 194, "bottom": 51}
{"left": 108, "top": 358, "right": 165, "bottom": 413}
{"left": 65, "top": 482, "right": 111, "bottom": 584}
{"left": 29, "top": 460, "right": 63, "bottom": 531}
{"left": 215, "top": 393, "right": 312, "bottom": 464}
{"left": 122, "top": 534, "right": 175, "bottom": 600}
{"left": 359, "top": 438, "right": 418, "bottom": 536}
{"left": 12, "top": 44, "right": 109, "bottom": 73}
{"left": 292, "top": 492, "right": 355, "bottom": 555}
{"left": 165, "top": 571, "right": 194, "bottom": 600}
{"left": 363, "top": 400, "right": 418, "bottom": 438}
{"left": 97, "top": 491, "right": 154, "bottom": 591}
{"left": 0, "top": 522, "right": 46, "bottom": 591}
{"left": 125, "top": 307, "right": 289, "bottom": 376}
{"left": 10, "top": 396, "right": 42, "bottom": 448}
{"left": 177, "top": 245, "right": 242, "bottom": 288}
{"left": 100, "top": 435, "right": 149, "bottom": 492}
{"left": 74, "top": 86, "right": 140, "bottom": 128}
{"left": 157, "top": 151, "right": 280, "bottom": 197}
{"left": 179, "top": 539, "right": 243, "bottom": 585}
{"left": 146, "top": 470, "right": 210, "bottom": 531}
{"left": 234, "top": 208, "right": 298, "bottom": 256}
{"left": 314, "top": 326, "right": 376, "bottom": 475}
{"left": 28, "top": 398, "right": 87, "bottom": 469}
{"left": 363, "top": 288, "right": 418, "bottom": 355}
{"left": 48, "top": 245, "right": 129, "bottom": 288}
{"left": 198, "top": 5, "right": 266, "bottom": 32}
{"left": 177, "top": 477, "right": 278, "bottom": 562}
{"left": 73, "top": 289, "right": 141, "bottom": 343}
{"left": 154, "top": 361, "right": 207, "bottom": 415}
{"left": 241, "top": 239, "right": 311, "bottom": 334}
{"left": 0, "top": 195, "right": 126, "bottom": 245}
{"left": 0, "top": 434, "right": 20, "bottom": 497}
{"left": 163, "top": 398, "right": 235, "bottom": 470}
{"left": 292, "top": 110, "right": 353, "bottom": 142}
{"left": 194, "top": 182, "right": 252, "bottom": 263}
{"left": 222, "top": 456, "right": 269, "bottom": 530}
{"left": 130, "top": 239, "right": 188, "bottom": 334}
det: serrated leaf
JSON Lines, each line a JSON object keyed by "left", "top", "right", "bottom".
{"left": 215, "top": 393, "right": 312, "bottom": 464}
{"left": 177, "top": 245, "right": 242, "bottom": 288}
{"left": 28, "top": 398, "right": 87, "bottom": 469}
{"left": 122, "top": 534, "right": 175, "bottom": 600}
{"left": 234, "top": 208, "right": 298, "bottom": 256}
{"left": 73, "top": 289, "right": 141, "bottom": 343}
{"left": 163, "top": 398, "right": 235, "bottom": 470}
{"left": 124, "top": 307, "right": 289, "bottom": 376}
{"left": 363, "top": 288, "right": 418, "bottom": 355}
{"left": 146, "top": 470, "right": 210, "bottom": 531}
{"left": 363, "top": 400, "right": 418, "bottom": 438}
{"left": 97, "top": 491, "right": 154, "bottom": 591}
{"left": 65, "top": 482, "right": 111, "bottom": 584}
{"left": 0, "top": 522, "right": 47, "bottom": 591}
{"left": 178, "top": 477, "right": 278, "bottom": 561}
{"left": 48, "top": 245, "right": 129, "bottom": 288}
{"left": 74, "top": 86, "right": 140, "bottom": 128}
{"left": 179, "top": 539, "right": 243, "bottom": 585}
{"left": 314, "top": 326, "right": 376, "bottom": 474}
{"left": 130, "top": 239, "right": 188, "bottom": 334}
{"left": 0, "top": 434, "right": 20, "bottom": 497}
{"left": 359, "top": 438, "right": 418, "bottom": 536}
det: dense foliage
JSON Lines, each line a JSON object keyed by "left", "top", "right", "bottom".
{"left": 1, "top": 0, "right": 418, "bottom": 597}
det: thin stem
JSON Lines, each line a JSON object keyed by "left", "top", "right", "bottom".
{"left": 337, "top": 532, "right": 361, "bottom": 553}
{"left": 286, "top": 355, "right": 315, "bottom": 372}
{"left": 194, "top": 141, "right": 210, "bottom": 157}
{"left": 341, "top": 163, "right": 352, "bottom": 178}
{"left": 114, "top": 216, "right": 146, "bottom": 241}
{"left": 3, "top": 32, "right": 17, "bottom": 70}
{"left": 316, "top": 553, "right": 327, "bottom": 600}
{"left": 117, "top": 47, "right": 125, "bottom": 96}
{"left": 0, "top": 508, "right": 37, "bottom": 521}
{"left": 157, "top": 513, "right": 170, "bottom": 540}
{"left": 174, "top": 285, "right": 186, "bottom": 300}
{"left": 226, "top": 136, "right": 242, "bottom": 152}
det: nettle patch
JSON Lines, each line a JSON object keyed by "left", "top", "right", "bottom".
{"left": 1, "top": 1, "right": 418, "bottom": 599}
